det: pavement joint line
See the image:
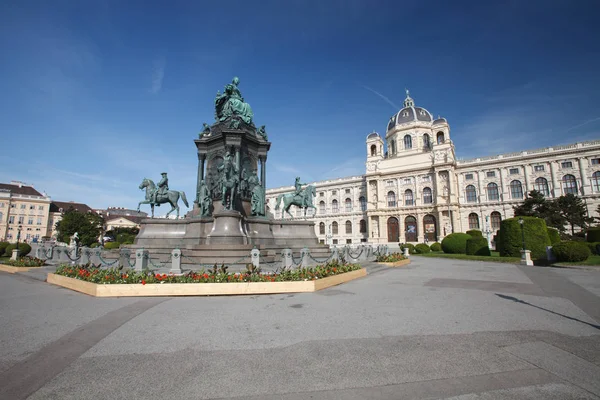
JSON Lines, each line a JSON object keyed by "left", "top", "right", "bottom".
{"left": 203, "top": 368, "right": 559, "bottom": 400}
{"left": 0, "top": 297, "right": 170, "bottom": 400}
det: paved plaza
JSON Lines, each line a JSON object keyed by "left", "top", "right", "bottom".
{"left": 1, "top": 258, "right": 599, "bottom": 400}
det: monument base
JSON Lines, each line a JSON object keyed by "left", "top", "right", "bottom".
{"left": 207, "top": 210, "right": 248, "bottom": 245}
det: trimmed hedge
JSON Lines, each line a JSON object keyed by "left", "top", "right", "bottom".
{"left": 103, "top": 242, "right": 121, "bottom": 250}
{"left": 466, "top": 230, "right": 483, "bottom": 237}
{"left": 441, "top": 233, "right": 471, "bottom": 254}
{"left": 90, "top": 242, "right": 101, "bottom": 248}
{"left": 4, "top": 243, "right": 32, "bottom": 257}
{"left": 0, "top": 241, "right": 9, "bottom": 256}
{"left": 466, "top": 236, "right": 491, "bottom": 256}
{"left": 415, "top": 243, "right": 431, "bottom": 254}
{"left": 430, "top": 242, "right": 442, "bottom": 252}
{"left": 547, "top": 228, "right": 561, "bottom": 245}
{"left": 552, "top": 241, "right": 591, "bottom": 262}
{"left": 585, "top": 242, "right": 600, "bottom": 255}
{"left": 400, "top": 243, "right": 416, "bottom": 254}
{"left": 587, "top": 227, "right": 600, "bottom": 243}
{"left": 496, "top": 217, "right": 550, "bottom": 259}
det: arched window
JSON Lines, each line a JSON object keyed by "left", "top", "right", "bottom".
{"left": 423, "top": 187, "right": 432, "bottom": 204}
{"left": 319, "top": 222, "right": 325, "bottom": 235}
{"left": 319, "top": 201, "right": 326, "bottom": 214}
{"left": 390, "top": 140, "right": 396, "bottom": 155}
{"left": 490, "top": 211, "right": 501, "bottom": 230}
{"left": 359, "top": 219, "right": 367, "bottom": 233}
{"left": 487, "top": 183, "right": 499, "bottom": 201}
{"left": 510, "top": 180, "right": 523, "bottom": 199}
{"left": 437, "top": 131, "right": 444, "bottom": 144}
{"left": 359, "top": 196, "right": 366, "bottom": 211}
{"left": 404, "top": 135, "right": 412, "bottom": 149}
{"left": 465, "top": 185, "right": 477, "bottom": 203}
{"left": 370, "top": 144, "right": 376, "bottom": 156}
{"left": 404, "top": 189, "right": 414, "bottom": 206}
{"left": 534, "top": 177, "right": 550, "bottom": 196}
{"left": 423, "top": 134, "right": 431, "bottom": 149}
{"left": 0, "top": 211, "right": 3, "bottom": 221}
{"left": 387, "top": 191, "right": 396, "bottom": 207}
{"left": 562, "top": 174, "right": 578, "bottom": 194}
{"left": 345, "top": 198, "right": 352, "bottom": 212}
{"left": 592, "top": 171, "right": 600, "bottom": 192}
{"left": 332, "top": 221, "right": 338, "bottom": 235}
{"left": 345, "top": 220, "right": 352, "bottom": 234}
{"left": 468, "top": 213, "right": 480, "bottom": 229}
{"left": 332, "top": 199, "right": 339, "bottom": 213}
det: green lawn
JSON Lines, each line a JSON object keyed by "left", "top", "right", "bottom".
{"left": 0, "top": 257, "right": 10, "bottom": 263}
{"left": 413, "top": 252, "right": 522, "bottom": 264}
{"left": 554, "top": 255, "right": 600, "bottom": 267}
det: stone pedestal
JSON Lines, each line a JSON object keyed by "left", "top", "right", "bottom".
{"left": 11, "top": 249, "right": 19, "bottom": 261}
{"left": 206, "top": 210, "right": 248, "bottom": 245}
{"left": 520, "top": 249, "right": 534, "bottom": 266}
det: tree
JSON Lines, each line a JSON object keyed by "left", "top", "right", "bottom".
{"left": 56, "top": 208, "right": 105, "bottom": 247}
{"left": 513, "top": 190, "right": 566, "bottom": 232}
{"left": 556, "top": 193, "right": 593, "bottom": 235}
{"left": 596, "top": 204, "right": 600, "bottom": 224}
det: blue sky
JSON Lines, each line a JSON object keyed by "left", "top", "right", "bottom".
{"left": 1, "top": 0, "right": 599, "bottom": 213}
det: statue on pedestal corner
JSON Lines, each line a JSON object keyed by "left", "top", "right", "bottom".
{"left": 198, "top": 179, "right": 212, "bottom": 217}
{"left": 248, "top": 170, "right": 265, "bottom": 216}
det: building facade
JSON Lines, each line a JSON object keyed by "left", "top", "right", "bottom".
{"left": 0, "top": 181, "right": 52, "bottom": 243}
{"left": 266, "top": 92, "right": 600, "bottom": 245}
{"left": 47, "top": 201, "right": 96, "bottom": 240}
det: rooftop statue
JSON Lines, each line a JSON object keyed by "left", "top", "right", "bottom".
{"left": 215, "top": 77, "right": 254, "bottom": 126}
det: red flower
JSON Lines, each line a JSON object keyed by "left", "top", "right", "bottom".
{"left": 141, "top": 280, "right": 146, "bottom": 285}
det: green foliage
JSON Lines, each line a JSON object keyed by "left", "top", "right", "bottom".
{"left": 90, "top": 243, "right": 101, "bottom": 248}
{"left": 585, "top": 242, "right": 600, "bottom": 255}
{"left": 466, "top": 236, "right": 491, "bottom": 256}
{"left": 0, "top": 241, "right": 9, "bottom": 256}
{"left": 415, "top": 243, "right": 431, "bottom": 254}
{"left": 400, "top": 243, "right": 416, "bottom": 254}
{"left": 587, "top": 227, "right": 600, "bottom": 243}
{"left": 5, "top": 256, "right": 44, "bottom": 267}
{"left": 513, "top": 190, "right": 566, "bottom": 231}
{"left": 116, "top": 233, "right": 135, "bottom": 244}
{"left": 547, "top": 227, "right": 561, "bottom": 245}
{"left": 376, "top": 252, "right": 407, "bottom": 262}
{"left": 55, "top": 260, "right": 362, "bottom": 284}
{"left": 56, "top": 208, "right": 105, "bottom": 247}
{"left": 551, "top": 241, "right": 591, "bottom": 262}
{"left": 4, "top": 243, "right": 32, "bottom": 257}
{"left": 557, "top": 194, "right": 593, "bottom": 235}
{"left": 430, "top": 242, "right": 442, "bottom": 252}
{"left": 103, "top": 242, "right": 121, "bottom": 250}
{"left": 466, "top": 230, "right": 483, "bottom": 237}
{"left": 105, "top": 227, "right": 139, "bottom": 237}
{"left": 441, "top": 233, "right": 471, "bottom": 254}
{"left": 496, "top": 216, "right": 550, "bottom": 259}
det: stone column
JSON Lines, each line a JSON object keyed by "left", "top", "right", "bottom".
{"left": 260, "top": 156, "right": 267, "bottom": 188}
{"left": 550, "top": 161, "right": 560, "bottom": 197}
{"left": 578, "top": 158, "right": 588, "bottom": 195}
{"left": 196, "top": 153, "right": 206, "bottom": 203}
{"left": 523, "top": 164, "right": 530, "bottom": 193}
{"left": 416, "top": 213, "right": 424, "bottom": 243}
{"left": 499, "top": 168, "right": 506, "bottom": 201}
{"left": 235, "top": 146, "right": 241, "bottom": 173}
{"left": 477, "top": 171, "right": 484, "bottom": 203}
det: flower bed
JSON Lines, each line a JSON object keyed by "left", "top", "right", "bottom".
{"left": 376, "top": 253, "right": 407, "bottom": 263}
{"left": 5, "top": 257, "right": 45, "bottom": 267}
{"left": 48, "top": 261, "right": 367, "bottom": 297}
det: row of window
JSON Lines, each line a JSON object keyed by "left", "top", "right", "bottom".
{"left": 318, "top": 197, "right": 368, "bottom": 214}
{"left": 371, "top": 132, "right": 446, "bottom": 156}
{"left": 467, "top": 212, "right": 502, "bottom": 230}
{"left": 318, "top": 220, "right": 367, "bottom": 235}
{"left": 464, "top": 160, "right": 600, "bottom": 181}
{"left": 0, "top": 203, "right": 45, "bottom": 210}
{"left": 386, "top": 188, "right": 433, "bottom": 207}
{"left": 464, "top": 173, "right": 599, "bottom": 202}
{"left": 1, "top": 213, "right": 45, "bottom": 225}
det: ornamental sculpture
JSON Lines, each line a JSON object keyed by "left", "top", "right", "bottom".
{"left": 275, "top": 177, "right": 317, "bottom": 219}
{"left": 137, "top": 173, "right": 189, "bottom": 218}
{"left": 248, "top": 170, "right": 265, "bottom": 216}
{"left": 214, "top": 76, "right": 254, "bottom": 126}
{"left": 217, "top": 151, "right": 239, "bottom": 210}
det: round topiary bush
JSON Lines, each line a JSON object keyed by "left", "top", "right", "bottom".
{"left": 400, "top": 243, "right": 416, "bottom": 254}
{"left": 587, "top": 227, "right": 600, "bottom": 243}
{"left": 415, "top": 243, "right": 430, "bottom": 254}
{"left": 441, "top": 233, "right": 471, "bottom": 254}
{"left": 547, "top": 227, "right": 561, "bottom": 245}
{"left": 103, "top": 242, "right": 121, "bottom": 250}
{"left": 430, "top": 242, "right": 442, "bottom": 252}
{"left": 585, "top": 242, "right": 600, "bottom": 255}
{"left": 466, "top": 229, "right": 483, "bottom": 237}
{"left": 0, "top": 241, "right": 9, "bottom": 256}
{"left": 496, "top": 217, "right": 550, "bottom": 259}
{"left": 466, "top": 236, "right": 491, "bottom": 256}
{"left": 551, "top": 241, "right": 591, "bottom": 262}
{"left": 4, "top": 243, "right": 32, "bottom": 257}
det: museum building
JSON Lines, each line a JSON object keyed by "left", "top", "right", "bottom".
{"left": 265, "top": 92, "right": 600, "bottom": 245}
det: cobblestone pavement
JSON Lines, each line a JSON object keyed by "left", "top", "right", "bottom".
{"left": 1, "top": 257, "right": 599, "bottom": 399}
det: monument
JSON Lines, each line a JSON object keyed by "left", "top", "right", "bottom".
{"left": 133, "top": 77, "right": 328, "bottom": 268}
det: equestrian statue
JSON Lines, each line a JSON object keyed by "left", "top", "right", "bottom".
{"left": 275, "top": 177, "right": 316, "bottom": 219}
{"left": 218, "top": 151, "right": 239, "bottom": 210}
{"left": 137, "top": 172, "right": 189, "bottom": 218}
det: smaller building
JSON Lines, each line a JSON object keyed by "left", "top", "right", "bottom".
{"left": 0, "top": 181, "right": 52, "bottom": 243}
{"left": 47, "top": 201, "right": 96, "bottom": 240}
{"left": 95, "top": 207, "right": 147, "bottom": 232}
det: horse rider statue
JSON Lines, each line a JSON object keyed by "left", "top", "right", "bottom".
{"left": 152, "top": 172, "right": 169, "bottom": 205}
{"left": 294, "top": 176, "right": 307, "bottom": 203}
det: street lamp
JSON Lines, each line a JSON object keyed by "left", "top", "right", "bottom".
{"left": 518, "top": 217, "right": 526, "bottom": 251}
{"left": 16, "top": 224, "right": 23, "bottom": 255}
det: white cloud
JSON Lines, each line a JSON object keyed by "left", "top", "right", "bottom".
{"left": 150, "top": 57, "right": 166, "bottom": 94}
